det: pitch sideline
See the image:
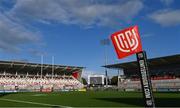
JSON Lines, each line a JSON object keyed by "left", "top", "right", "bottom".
{"left": 0, "top": 98, "right": 69, "bottom": 108}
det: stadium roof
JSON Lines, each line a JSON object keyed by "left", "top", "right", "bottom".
{"left": 104, "top": 54, "right": 180, "bottom": 70}
{"left": 0, "top": 60, "right": 83, "bottom": 74}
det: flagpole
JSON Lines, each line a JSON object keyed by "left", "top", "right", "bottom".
{"left": 105, "top": 41, "right": 108, "bottom": 87}
{"left": 52, "top": 56, "right": 54, "bottom": 79}
{"left": 41, "top": 55, "right": 43, "bottom": 79}
{"left": 110, "top": 26, "right": 155, "bottom": 107}
{"left": 136, "top": 51, "right": 155, "bottom": 107}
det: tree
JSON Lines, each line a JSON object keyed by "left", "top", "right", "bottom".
{"left": 81, "top": 77, "right": 87, "bottom": 85}
{"left": 111, "top": 76, "right": 118, "bottom": 85}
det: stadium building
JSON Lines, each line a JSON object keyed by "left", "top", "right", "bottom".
{"left": 105, "top": 54, "right": 180, "bottom": 92}
{"left": 0, "top": 60, "right": 84, "bottom": 93}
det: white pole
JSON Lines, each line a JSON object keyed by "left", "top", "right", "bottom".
{"left": 105, "top": 43, "right": 108, "bottom": 87}
{"left": 16, "top": 71, "right": 17, "bottom": 77}
{"left": 41, "top": 55, "right": 43, "bottom": 79}
{"left": 52, "top": 56, "right": 54, "bottom": 79}
{"left": 26, "top": 72, "right": 28, "bottom": 78}
{"left": 118, "top": 69, "right": 120, "bottom": 87}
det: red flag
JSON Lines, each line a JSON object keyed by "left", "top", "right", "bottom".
{"left": 72, "top": 72, "right": 79, "bottom": 79}
{"left": 111, "top": 25, "right": 142, "bottom": 59}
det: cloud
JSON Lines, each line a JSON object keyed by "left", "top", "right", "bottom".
{"left": 9, "top": 0, "right": 143, "bottom": 27}
{"left": 0, "top": 0, "right": 144, "bottom": 52}
{"left": 148, "top": 9, "right": 180, "bottom": 26}
{"left": 0, "top": 12, "right": 40, "bottom": 52}
{"left": 29, "top": 48, "right": 47, "bottom": 56}
{"left": 160, "top": 0, "right": 174, "bottom": 6}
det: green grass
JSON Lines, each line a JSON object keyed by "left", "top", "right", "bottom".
{"left": 0, "top": 91, "right": 180, "bottom": 107}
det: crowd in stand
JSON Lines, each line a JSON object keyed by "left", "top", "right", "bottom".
{"left": 0, "top": 75, "right": 84, "bottom": 91}
{"left": 130, "top": 75, "right": 180, "bottom": 81}
{"left": 119, "top": 75, "right": 180, "bottom": 89}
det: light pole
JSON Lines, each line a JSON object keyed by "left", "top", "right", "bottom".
{"left": 100, "top": 39, "right": 110, "bottom": 87}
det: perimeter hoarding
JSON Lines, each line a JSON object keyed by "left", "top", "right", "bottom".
{"left": 110, "top": 25, "right": 155, "bottom": 107}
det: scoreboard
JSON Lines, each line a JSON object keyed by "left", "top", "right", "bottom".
{"left": 88, "top": 75, "right": 105, "bottom": 85}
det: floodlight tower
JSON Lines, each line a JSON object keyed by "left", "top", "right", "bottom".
{"left": 100, "top": 39, "right": 110, "bottom": 87}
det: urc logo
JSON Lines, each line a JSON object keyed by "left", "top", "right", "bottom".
{"left": 111, "top": 26, "right": 142, "bottom": 59}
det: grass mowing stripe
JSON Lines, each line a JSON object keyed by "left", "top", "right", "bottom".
{"left": 1, "top": 92, "right": 180, "bottom": 107}
{"left": 0, "top": 98, "right": 67, "bottom": 107}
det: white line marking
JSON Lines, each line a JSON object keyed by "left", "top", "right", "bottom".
{"left": 32, "top": 94, "right": 47, "bottom": 96}
{"left": 0, "top": 98, "right": 68, "bottom": 107}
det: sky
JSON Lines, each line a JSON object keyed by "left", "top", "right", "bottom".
{"left": 0, "top": 0, "right": 180, "bottom": 78}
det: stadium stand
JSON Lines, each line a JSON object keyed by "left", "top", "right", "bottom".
{"left": 104, "top": 54, "right": 180, "bottom": 92}
{"left": 0, "top": 61, "right": 84, "bottom": 92}
{"left": 119, "top": 77, "right": 180, "bottom": 90}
